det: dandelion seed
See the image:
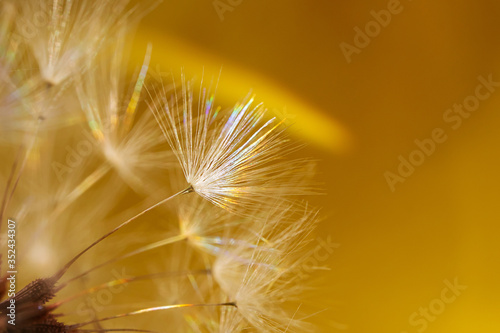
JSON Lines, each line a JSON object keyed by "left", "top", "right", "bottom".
{"left": 16, "top": 0, "right": 152, "bottom": 87}
{"left": 149, "top": 74, "right": 317, "bottom": 216}
{"left": 213, "top": 208, "right": 317, "bottom": 332}
{"left": 76, "top": 30, "right": 174, "bottom": 194}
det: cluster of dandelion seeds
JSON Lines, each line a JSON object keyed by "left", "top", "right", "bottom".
{"left": 0, "top": 1, "right": 324, "bottom": 332}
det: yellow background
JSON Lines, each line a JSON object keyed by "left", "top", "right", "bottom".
{"left": 130, "top": 0, "right": 500, "bottom": 332}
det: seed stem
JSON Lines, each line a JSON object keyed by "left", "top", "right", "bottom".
{"left": 55, "top": 269, "right": 211, "bottom": 307}
{"left": 70, "top": 302, "right": 237, "bottom": 329}
{"left": 58, "top": 234, "right": 191, "bottom": 289}
{"left": 54, "top": 186, "right": 193, "bottom": 280}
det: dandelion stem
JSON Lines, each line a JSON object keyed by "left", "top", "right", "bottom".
{"left": 61, "top": 233, "right": 188, "bottom": 288}
{"left": 70, "top": 302, "right": 237, "bottom": 329}
{"left": 54, "top": 185, "right": 193, "bottom": 280}
{"left": 55, "top": 269, "right": 211, "bottom": 306}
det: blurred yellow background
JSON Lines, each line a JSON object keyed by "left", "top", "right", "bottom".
{"left": 129, "top": 0, "right": 500, "bottom": 332}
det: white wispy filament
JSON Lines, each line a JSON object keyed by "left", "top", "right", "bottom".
{"left": 149, "top": 75, "right": 316, "bottom": 215}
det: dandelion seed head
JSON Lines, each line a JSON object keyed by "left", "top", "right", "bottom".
{"left": 0, "top": 2, "right": 322, "bottom": 331}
